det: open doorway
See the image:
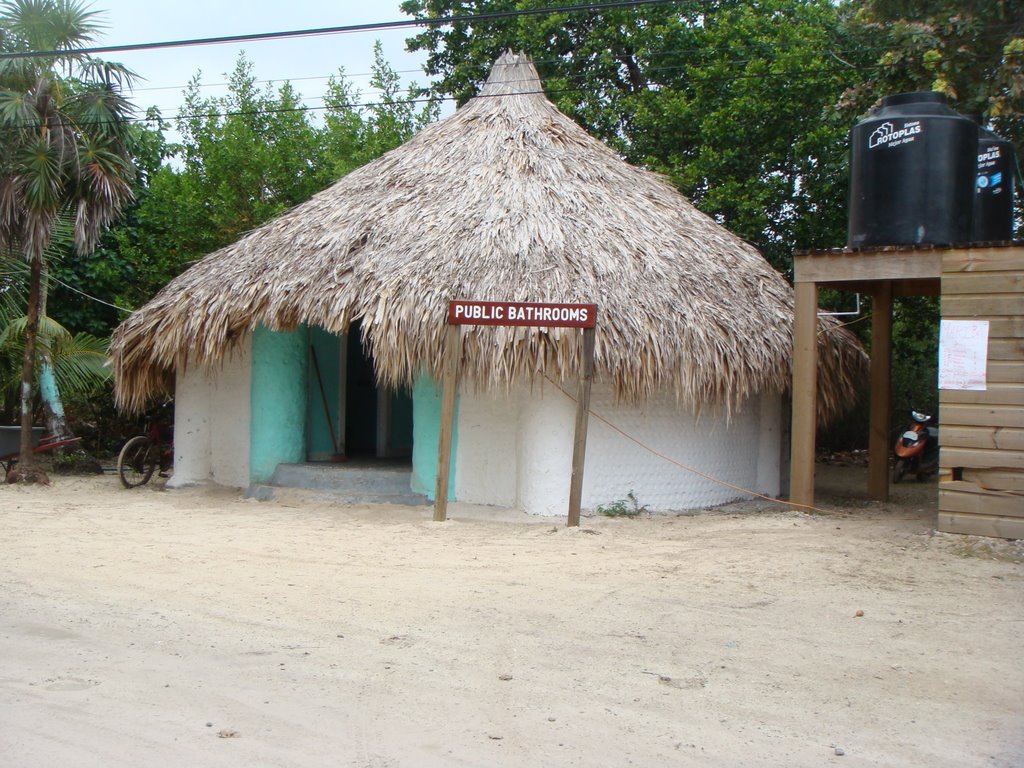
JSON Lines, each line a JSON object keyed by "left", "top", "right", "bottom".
{"left": 306, "top": 322, "right": 413, "bottom": 462}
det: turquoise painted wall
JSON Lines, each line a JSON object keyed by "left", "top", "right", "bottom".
{"left": 307, "top": 327, "right": 341, "bottom": 459}
{"left": 250, "top": 324, "right": 309, "bottom": 483}
{"left": 410, "top": 374, "right": 457, "bottom": 500}
{"left": 390, "top": 388, "right": 414, "bottom": 456}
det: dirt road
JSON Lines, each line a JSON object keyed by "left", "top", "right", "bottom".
{"left": 1, "top": 468, "right": 1021, "bottom": 766}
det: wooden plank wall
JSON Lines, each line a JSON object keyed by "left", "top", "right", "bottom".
{"left": 938, "top": 247, "right": 1024, "bottom": 539}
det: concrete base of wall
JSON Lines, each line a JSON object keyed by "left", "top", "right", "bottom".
{"left": 268, "top": 462, "right": 428, "bottom": 506}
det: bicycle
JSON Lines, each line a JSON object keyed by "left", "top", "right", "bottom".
{"left": 118, "top": 410, "right": 173, "bottom": 488}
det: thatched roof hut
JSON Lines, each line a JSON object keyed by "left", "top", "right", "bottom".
{"left": 112, "top": 52, "right": 864, "bottom": 420}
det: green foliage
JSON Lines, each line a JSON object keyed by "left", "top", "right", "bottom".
{"left": 596, "top": 491, "right": 649, "bottom": 518}
{"left": 839, "top": 0, "right": 1024, "bottom": 238}
{"left": 0, "top": 1, "right": 136, "bottom": 261}
{"left": 361, "top": 41, "right": 440, "bottom": 161}
{"left": 89, "top": 45, "right": 439, "bottom": 326}
{"left": 402, "top": 2, "right": 1022, "bottom": 265}
{"left": 838, "top": 0, "right": 1024, "bottom": 148}
{"left": 889, "top": 295, "right": 940, "bottom": 426}
{"left": 0, "top": 315, "right": 110, "bottom": 394}
{"left": 821, "top": 293, "right": 941, "bottom": 451}
{"left": 0, "top": 273, "right": 111, "bottom": 422}
{"left": 0, "top": 0, "right": 135, "bottom": 466}
{"left": 401, "top": 0, "right": 865, "bottom": 272}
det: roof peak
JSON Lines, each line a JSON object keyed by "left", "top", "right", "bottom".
{"left": 477, "top": 51, "right": 544, "bottom": 98}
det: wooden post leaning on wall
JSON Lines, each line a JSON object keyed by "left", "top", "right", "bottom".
{"left": 567, "top": 325, "right": 596, "bottom": 527}
{"left": 790, "top": 281, "right": 819, "bottom": 509}
{"left": 433, "top": 324, "right": 461, "bottom": 522}
{"left": 867, "top": 282, "right": 893, "bottom": 501}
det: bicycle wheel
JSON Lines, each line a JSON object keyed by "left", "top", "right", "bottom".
{"left": 118, "top": 435, "right": 157, "bottom": 488}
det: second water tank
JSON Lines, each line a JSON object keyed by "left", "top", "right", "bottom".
{"left": 973, "top": 126, "right": 1016, "bottom": 242}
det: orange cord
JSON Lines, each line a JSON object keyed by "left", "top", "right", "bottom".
{"left": 545, "top": 376, "right": 839, "bottom": 515}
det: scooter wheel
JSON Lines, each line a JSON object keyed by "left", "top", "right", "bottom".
{"left": 893, "top": 459, "right": 906, "bottom": 484}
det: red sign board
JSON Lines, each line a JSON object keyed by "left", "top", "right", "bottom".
{"left": 448, "top": 301, "right": 597, "bottom": 328}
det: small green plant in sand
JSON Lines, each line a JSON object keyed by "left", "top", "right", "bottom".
{"left": 597, "top": 491, "right": 649, "bottom": 518}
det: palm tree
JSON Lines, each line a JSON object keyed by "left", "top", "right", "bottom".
{"left": 0, "top": 0, "right": 134, "bottom": 481}
{"left": 0, "top": 251, "right": 112, "bottom": 424}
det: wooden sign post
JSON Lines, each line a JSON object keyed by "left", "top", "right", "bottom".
{"left": 567, "top": 325, "right": 596, "bottom": 527}
{"left": 433, "top": 324, "right": 461, "bottom": 522}
{"left": 437, "top": 301, "right": 598, "bottom": 526}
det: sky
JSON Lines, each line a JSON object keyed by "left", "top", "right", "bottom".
{"left": 93, "top": 1, "right": 437, "bottom": 120}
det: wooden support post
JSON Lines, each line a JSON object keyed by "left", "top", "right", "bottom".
{"left": 567, "top": 326, "right": 596, "bottom": 527}
{"left": 868, "top": 283, "right": 893, "bottom": 501}
{"left": 789, "top": 281, "right": 818, "bottom": 509}
{"left": 433, "top": 324, "right": 460, "bottom": 522}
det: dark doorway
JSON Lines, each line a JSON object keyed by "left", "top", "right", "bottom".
{"left": 342, "top": 322, "right": 413, "bottom": 460}
{"left": 345, "top": 322, "right": 378, "bottom": 457}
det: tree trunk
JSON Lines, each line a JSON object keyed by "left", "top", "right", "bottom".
{"left": 37, "top": 263, "right": 71, "bottom": 439}
{"left": 17, "top": 251, "right": 44, "bottom": 474}
{"left": 39, "top": 359, "right": 70, "bottom": 439}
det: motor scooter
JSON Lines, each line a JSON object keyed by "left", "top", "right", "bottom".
{"left": 893, "top": 409, "right": 939, "bottom": 483}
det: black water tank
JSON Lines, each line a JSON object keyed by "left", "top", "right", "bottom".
{"left": 848, "top": 92, "right": 978, "bottom": 248}
{"left": 973, "top": 126, "right": 1016, "bottom": 242}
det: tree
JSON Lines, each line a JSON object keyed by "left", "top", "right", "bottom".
{"left": 0, "top": 0, "right": 134, "bottom": 482}
{"left": 834, "top": 0, "right": 1023, "bottom": 429}
{"left": 838, "top": 0, "right": 1023, "bottom": 152}
{"left": 401, "top": 0, "right": 868, "bottom": 272}
{"left": 360, "top": 40, "right": 439, "bottom": 160}
{"left": 111, "top": 47, "right": 439, "bottom": 298}
{"left": 401, "top": 0, "right": 1022, "bottom": 267}
{"left": 46, "top": 110, "right": 174, "bottom": 336}
{"left": 0, "top": 270, "right": 111, "bottom": 425}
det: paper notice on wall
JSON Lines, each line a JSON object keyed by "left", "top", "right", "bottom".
{"left": 938, "top": 320, "right": 989, "bottom": 391}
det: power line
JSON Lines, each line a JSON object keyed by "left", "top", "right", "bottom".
{"left": 51, "top": 276, "right": 132, "bottom": 314}
{"left": 129, "top": 48, "right": 868, "bottom": 99}
{"left": 122, "top": 30, "right": 1017, "bottom": 104}
{"left": 3, "top": 59, "right": 888, "bottom": 131}
{"left": 109, "top": 66, "right": 882, "bottom": 128}
{"left": 131, "top": 68, "right": 425, "bottom": 94}
{"left": 0, "top": 0, "right": 679, "bottom": 61}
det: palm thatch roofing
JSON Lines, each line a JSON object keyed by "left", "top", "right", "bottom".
{"left": 112, "top": 52, "right": 866, "bottom": 420}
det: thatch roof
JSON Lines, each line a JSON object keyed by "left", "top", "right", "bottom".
{"left": 112, "top": 52, "right": 866, "bottom": 420}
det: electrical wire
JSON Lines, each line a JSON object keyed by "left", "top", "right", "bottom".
{"left": 48, "top": 61, "right": 885, "bottom": 130}
{"left": 543, "top": 374, "right": 838, "bottom": 515}
{"left": 127, "top": 30, "right": 1014, "bottom": 102}
{"left": 2, "top": 0, "right": 1011, "bottom": 124}
{"left": 51, "top": 276, "right": 133, "bottom": 314}
{"left": 0, "top": 0, "right": 680, "bottom": 60}
{"left": 130, "top": 68, "right": 425, "bottom": 94}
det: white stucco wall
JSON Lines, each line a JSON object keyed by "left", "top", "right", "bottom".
{"left": 454, "top": 381, "right": 783, "bottom": 517}
{"left": 168, "top": 334, "right": 252, "bottom": 488}
{"left": 453, "top": 387, "right": 519, "bottom": 506}
{"left": 755, "top": 392, "right": 783, "bottom": 498}
{"left": 167, "top": 359, "right": 212, "bottom": 488}
{"left": 516, "top": 383, "right": 576, "bottom": 516}
{"left": 209, "top": 342, "right": 252, "bottom": 487}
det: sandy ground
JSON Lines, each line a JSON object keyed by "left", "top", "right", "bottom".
{"left": 1, "top": 466, "right": 1022, "bottom": 767}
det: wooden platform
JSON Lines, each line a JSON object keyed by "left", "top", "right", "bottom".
{"left": 790, "top": 243, "right": 1024, "bottom": 539}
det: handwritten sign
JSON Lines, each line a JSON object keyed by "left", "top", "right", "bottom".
{"left": 938, "top": 320, "right": 989, "bottom": 391}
